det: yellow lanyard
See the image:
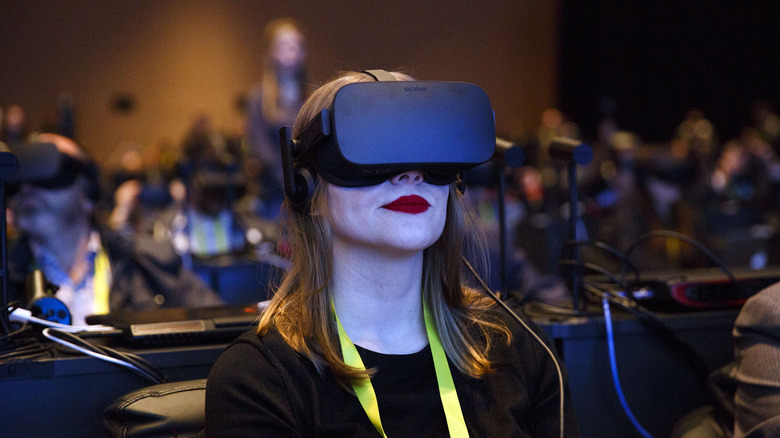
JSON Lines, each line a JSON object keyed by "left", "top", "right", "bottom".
{"left": 192, "top": 214, "right": 229, "bottom": 256}
{"left": 334, "top": 300, "right": 469, "bottom": 438}
{"left": 92, "top": 247, "right": 111, "bottom": 314}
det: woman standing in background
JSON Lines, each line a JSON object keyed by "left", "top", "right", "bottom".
{"left": 245, "top": 17, "right": 309, "bottom": 220}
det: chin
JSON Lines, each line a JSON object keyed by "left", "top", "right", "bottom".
{"left": 384, "top": 236, "right": 440, "bottom": 253}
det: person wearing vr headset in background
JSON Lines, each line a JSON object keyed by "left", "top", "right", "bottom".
{"left": 206, "top": 70, "right": 580, "bottom": 437}
{"left": 146, "top": 117, "right": 283, "bottom": 270}
{"left": 5, "top": 133, "right": 223, "bottom": 327}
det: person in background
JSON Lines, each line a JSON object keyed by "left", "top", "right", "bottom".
{"left": 206, "top": 70, "right": 579, "bottom": 437}
{"left": 148, "top": 118, "right": 281, "bottom": 269}
{"left": 1, "top": 104, "right": 30, "bottom": 144}
{"left": 730, "top": 282, "right": 780, "bottom": 437}
{"left": 5, "top": 133, "right": 223, "bottom": 326}
{"left": 245, "top": 17, "right": 310, "bottom": 219}
{"left": 106, "top": 141, "right": 180, "bottom": 236}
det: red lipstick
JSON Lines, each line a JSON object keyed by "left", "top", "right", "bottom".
{"left": 381, "top": 195, "right": 430, "bottom": 214}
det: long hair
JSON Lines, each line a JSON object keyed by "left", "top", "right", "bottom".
{"left": 257, "top": 71, "right": 510, "bottom": 385}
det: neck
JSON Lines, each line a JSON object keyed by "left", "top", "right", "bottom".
{"left": 331, "top": 240, "right": 428, "bottom": 354}
{"left": 30, "top": 221, "right": 92, "bottom": 281}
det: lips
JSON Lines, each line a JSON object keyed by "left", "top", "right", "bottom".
{"left": 381, "top": 195, "right": 430, "bottom": 214}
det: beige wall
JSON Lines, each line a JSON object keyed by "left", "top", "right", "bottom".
{"left": 0, "top": 0, "right": 558, "bottom": 168}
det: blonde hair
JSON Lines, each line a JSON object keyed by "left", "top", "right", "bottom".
{"left": 257, "top": 71, "right": 510, "bottom": 384}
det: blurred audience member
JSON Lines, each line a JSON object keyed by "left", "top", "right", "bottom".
{"left": 462, "top": 168, "right": 571, "bottom": 308}
{"left": 750, "top": 100, "right": 780, "bottom": 152}
{"left": 149, "top": 119, "right": 281, "bottom": 270}
{"left": 731, "top": 281, "right": 780, "bottom": 437}
{"left": 107, "top": 141, "right": 180, "bottom": 235}
{"left": 706, "top": 139, "right": 772, "bottom": 232}
{"left": 6, "top": 133, "right": 223, "bottom": 326}
{"left": 676, "top": 108, "right": 718, "bottom": 167}
{"left": 1, "top": 104, "right": 30, "bottom": 144}
{"left": 245, "top": 17, "right": 309, "bottom": 219}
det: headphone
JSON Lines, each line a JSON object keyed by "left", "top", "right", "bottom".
{"left": 279, "top": 71, "right": 393, "bottom": 213}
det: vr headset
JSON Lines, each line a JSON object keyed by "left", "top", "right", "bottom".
{"left": 279, "top": 69, "right": 496, "bottom": 210}
{"left": 2, "top": 141, "right": 102, "bottom": 201}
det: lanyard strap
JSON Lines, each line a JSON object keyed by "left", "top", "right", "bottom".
{"left": 191, "top": 213, "right": 229, "bottom": 256}
{"left": 334, "top": 300, "right": 469, "bottom": 437}
{"left": 92, "top": 247, "right": 111, "bottom": 314}
{"left": 424, "top": 303, "right": 469, "bottom": 438}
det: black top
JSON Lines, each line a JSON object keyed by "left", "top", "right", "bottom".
{"left": 206, "top": 308, "right": 581, "bottom": 437}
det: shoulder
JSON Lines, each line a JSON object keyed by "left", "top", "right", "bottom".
{"left": 209, "top": 326, "right": 318, "bottom": 389}
{"left": 736, "top": 281, "right": 780, "bottom": 334}
{"left": 206, "top": 326, "right": 330, "bottom": 434}
{"left": 482, "top": 305, "right": 561, "bottom": 374}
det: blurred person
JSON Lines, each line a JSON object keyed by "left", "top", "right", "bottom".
{"left": 245, "top": 17, "right": 310, "bottom": 219}
{"left": 705, "top": 136, "right": 777, "bottom": 268}
{"left": 206, "top": 70, "right": 580, "bottom": 437}
{"left": 676, "top": 108, "right": 718, "bottom": 165}
{"left": 5, "top": 133, "right": 223, "bottom": 326}
{"left": 149, "top": 120, "right": 281, "bottom": 269}
{"left": 582, "top": 131, "right": 703, "bottom": 271}
{"left": 705, "top": 139, "right": 773, "bottom": 234}
{"left": 462, "top": 166, "right": 571, "bottom": 308}
{"left": 1, "top": 104, "right": 30, "bottom": 144}
{"left": 730, "top": 282, "right": 780, "bottom": 437}
{"left": 750, "top": 100, "right": 780, "bottom": 151}
{"left": 107, "top": 141, "right": 179, "bottom": 235}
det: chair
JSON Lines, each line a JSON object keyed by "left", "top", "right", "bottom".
{"left": 104, "top": 379, "right": 207, "bottom": 438}
{"left": 670, "top": 362, "right": 736, "bottom": 438}
{"left": 670, "top": 405, "right": 730, "bottom": 438}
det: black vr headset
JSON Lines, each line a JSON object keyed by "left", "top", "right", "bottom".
{"left": 279, "top": 69, "right": 496, "bottom": 211}
{"left": 2, "top": 141, "right": 102, "bottom": 202}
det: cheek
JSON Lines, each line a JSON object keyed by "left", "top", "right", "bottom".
{"left": 431, "top": 190, "right": 450, "bottom": 235}
{"left": 325, "top": 186, "right": 367, "bottom": 233}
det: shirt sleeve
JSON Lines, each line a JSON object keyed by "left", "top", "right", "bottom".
{"left": 733, "top": 282, "right": 780, "bottom": 438}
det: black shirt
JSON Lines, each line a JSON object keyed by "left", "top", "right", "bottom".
{"left": 205, "top": 309, "right": 581, "bottom": 437}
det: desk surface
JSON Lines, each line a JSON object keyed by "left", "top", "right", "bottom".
{"left": 1, "top": 309, "right": 739, "bottom": 438}
{"left": 0, "top": 341, "right": 227, "bottom": 438}
{"left": 537, "top": 309, "right": 738, "bottom": 438}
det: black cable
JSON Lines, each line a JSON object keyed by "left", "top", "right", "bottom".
{"left": 522, "top": 301, "right": 601, "bottom": 318}
{"left": 562, "top": 240, "right": 641, "bottom": 287}
{"left": 558, "top": 259, "right": 627, "bottom": 289}
{"left": 43, "top": 328, "right": 167, "bottom": 384}
{"left": 583, "top": 283, "right": 712, "bottom": 388}
{"left": 623, "top": 230, "right": 738, "bottom": 282}
{"left": 462, "top": 256, "right": 566, "bottom": 438}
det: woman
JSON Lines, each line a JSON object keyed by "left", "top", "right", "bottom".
{"left": 245, "top": 17, "right": 309, "bottom": 219}
{"left": 206, "top": 71, "right": 580, "bottom": 437}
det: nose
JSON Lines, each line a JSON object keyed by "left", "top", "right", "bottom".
{"left": 390, "top": 170, "right": 424, "bottom": 185}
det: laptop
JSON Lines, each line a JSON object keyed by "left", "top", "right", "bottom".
{"left": 83, "top": 303, "right": 266, "bottom": 347}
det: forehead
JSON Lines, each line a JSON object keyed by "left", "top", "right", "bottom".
{"left": 273, "top": 27, "right": 303, "bottom": 44}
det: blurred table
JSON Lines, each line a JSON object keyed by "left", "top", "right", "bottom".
{"left": 536, "top": 308, "right": 738, "bottom": 438}
{"left": 0, "top": 309, "right": 738, "bottom": 438}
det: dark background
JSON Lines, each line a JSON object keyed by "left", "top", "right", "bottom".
{"left": 559, "top": 1, "right": 780, "bottom": 143}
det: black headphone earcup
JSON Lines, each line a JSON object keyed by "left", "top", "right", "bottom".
{"left": 289, "top": 167, "right": 316, "bottom": 213}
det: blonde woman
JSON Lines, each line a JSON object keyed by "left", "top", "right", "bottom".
{"left": 207, "top": 70, "right": 580, "bottom": 437}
